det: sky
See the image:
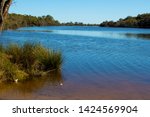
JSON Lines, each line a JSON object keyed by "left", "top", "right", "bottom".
{"left": 9, "top": 0, "right": 150, "bottom": 24}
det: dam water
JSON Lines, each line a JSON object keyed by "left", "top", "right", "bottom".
{"left": 0, "top": 26, "right": 150, "bottom": 99}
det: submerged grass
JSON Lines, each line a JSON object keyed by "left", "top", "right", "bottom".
{"left": 0, "top": 43, "right": 62, "bottom": 82}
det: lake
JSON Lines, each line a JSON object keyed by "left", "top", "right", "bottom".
{"left": 0, "top": 26, "right": 150, "bottom": 99}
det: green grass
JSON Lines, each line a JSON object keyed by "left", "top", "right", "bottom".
{"left": 0, "top": 43, "right": 62, "bottom": 82}
{"left": 33, "top": 45, "right": 62, "bottom": 71}
{"left": 0, "top": 44, "right": 4, "bottom": 52}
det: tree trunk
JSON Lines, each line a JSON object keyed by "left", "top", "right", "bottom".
{"left": 0, "top": 12, "right": 4, "bottom": 31}
{"left": 0, "top": 0, "right": 12, "bottom": 31}
{"left": 0, "top": 19, "right": 3, "bottom": 31}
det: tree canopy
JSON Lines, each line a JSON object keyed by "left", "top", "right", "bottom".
{"left": 4, "top": 13, "right": 60, "bottom": 29}
{"left": 100, "top": 13, "right": 150, "bottom": 28}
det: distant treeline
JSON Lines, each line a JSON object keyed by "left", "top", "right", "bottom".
{"left": 3, "top": 13, "right": 98, "bottom": 30}
{"left": 62, "top": 22, "right": 98, "bottom": 26}
{"left": 4, "top": 13, "right": 60, "bottom": 30}
{"left": 100, "top": 13, "right": 150, "bottom": 28}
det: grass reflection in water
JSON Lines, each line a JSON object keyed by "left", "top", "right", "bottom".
{"left": 0, "top": 70, "right": 63, "bottom": 95}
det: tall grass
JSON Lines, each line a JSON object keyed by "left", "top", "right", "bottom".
{"left": 0, "top": 52, "right": 28, "bottom": 82}
{"left": 0, "top": 44, "right": 4, "bottom": 52}
{"left": 6, "top": 44, "right": 22, "bottom": 64}
{"left": 0, "top": 43, "right": 63, "bottom": 82}
{"left": 33, "top": 45, "right": 62, "bottom": 71}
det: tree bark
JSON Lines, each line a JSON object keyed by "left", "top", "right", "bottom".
{"left": 0, "top": 0, "right": 12, "bottom": 31}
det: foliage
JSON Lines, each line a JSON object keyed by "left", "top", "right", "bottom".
{"left": 3, "top": 13, "right": 98, "bottom": 30}
{"left": 100, "top": 13, "right": 150, "bottom": 28}
{"left": 3, "top": 13, "right": 60, "bottom": 30}
{"left": 0, "top": 43, "right": 62, "bottom": 82}
{"left": 61, "top": 21, "right": 98, "bottom": 26}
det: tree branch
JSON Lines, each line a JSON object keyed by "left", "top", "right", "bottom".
{"left": 0, "top": 0, "right": 5, "bottom": 23}
{"left": 0, "top": 0, "right": 5, "bottom": 13}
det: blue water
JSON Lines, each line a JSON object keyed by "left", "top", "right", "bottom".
{"left": 0, "top": 26, "right": 150, "bottom": 99}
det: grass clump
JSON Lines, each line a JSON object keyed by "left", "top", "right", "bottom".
{"left": 33, "top": 45, "right": 62, "bottom": 71}
{"left": 0, "top": 43, "right": 62, "bottom": 82}
{"left": 0, "top": 44, "right": 4, "bottom": 52}
{"left": 0, "top": 52, "right": 28, "bottom": 82}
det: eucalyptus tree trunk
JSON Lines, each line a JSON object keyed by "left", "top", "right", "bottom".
{"left": 0, "top": 0, "right": 12, "bottom": 31}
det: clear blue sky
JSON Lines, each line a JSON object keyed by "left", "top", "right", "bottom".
{"left": 9, "top": 0, "right": 150, "bottom": 24}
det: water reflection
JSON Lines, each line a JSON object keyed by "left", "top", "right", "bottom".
{"left": 124, "top": 33, "right": 150, "bottom": 40}
{"left": 0, "top": 71, "right": 63, "bottom": 97}
{"left": 54, "top": 30, "right": 150, "bottom": 40}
